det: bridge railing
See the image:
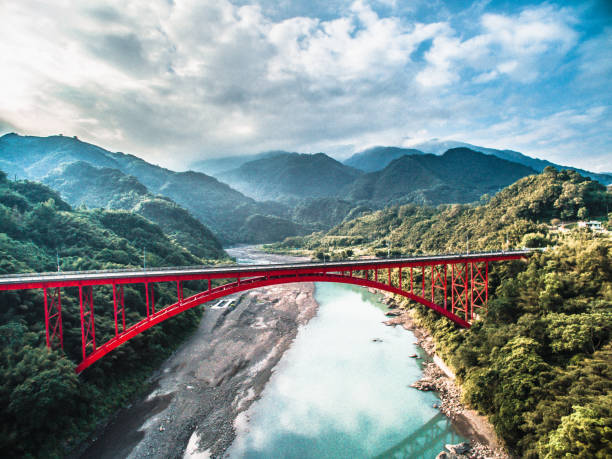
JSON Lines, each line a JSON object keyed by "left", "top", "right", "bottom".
{"left": 0, "top": 249, "right": 534, "bottom": 279}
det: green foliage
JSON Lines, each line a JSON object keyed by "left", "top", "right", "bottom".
{"left": 275, "top": 169, "right": 610, "bottom": 256}
{"left": 0, "top": 175, "right": 212, "bottom": 456}
{"left": 541, "top": 397, "right": 612, "bottom": 458}
{"left": 282, "top": 168, "right": 612, "bottom": 457}
{"left": 413, "top": 235, "right": 611, "bottom": 457}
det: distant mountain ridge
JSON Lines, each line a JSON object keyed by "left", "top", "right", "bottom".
{"left": 343, "top": 146, "right": 424, "bottom": 172}
{"left": 345, "top": 148, "right": 537, "bottom": 204}
{"left": 191, "top": 151, "right": 288, "bottom": 175}
{"left": 343, "top": 139, "right": 612, "bottom": 185}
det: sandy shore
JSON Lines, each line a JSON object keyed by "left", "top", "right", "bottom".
{"left": 381, "top": 300, "right": 509, "bottom": 459}
{"left": 77, "top": 282, "right": 318, "bottom": 459}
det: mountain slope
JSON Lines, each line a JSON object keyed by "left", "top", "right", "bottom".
{"left": 343, "top": 146, "right": 424, "bottom": 172}
{"left": 0, "top": 133, "right": 300, "bottom": 243}
{"left": 411, "top": 139, "right": 612, "bottom": 185}
{"left": 191, "top": 151, "right": 285, "bottom": 175}
{"left": 43, "top": 161, "right": 226, "bottom": 260}
{"left": 345, "top": 148, "right": 536, "bottom": 205}
{"left": 218, "top": 152, "right": 363, "bottom": 201}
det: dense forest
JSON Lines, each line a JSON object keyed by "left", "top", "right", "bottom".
{"left": 0, "top": 170, "right": 225, "bottom": 456}
{"left": 271, "top": 168, "right": 612, "bottom": 457}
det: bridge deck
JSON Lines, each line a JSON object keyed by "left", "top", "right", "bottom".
{"left": 0, "top": 250, "right": 532, "bottom": 289}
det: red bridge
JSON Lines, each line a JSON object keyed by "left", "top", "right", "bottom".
{"left": 0, "top": 251, "right": 530, "bottom": 372}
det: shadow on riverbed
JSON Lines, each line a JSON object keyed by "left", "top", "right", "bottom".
{"left": 73, "top": 393, "right": 173, "bottom": 459}
{"left": 373, "top": 412, "right": 461, "bottom": 458}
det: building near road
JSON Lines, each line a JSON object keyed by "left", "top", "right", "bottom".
{"left": 578, "top": 220, "right": 604, "bottom": 231}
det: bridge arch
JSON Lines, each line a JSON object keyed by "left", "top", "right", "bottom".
{"left": 75, "top": 271, "right": 469, "bottom": 372}
{"left": 0, "top": 251, "right": 530, "bottom": 373}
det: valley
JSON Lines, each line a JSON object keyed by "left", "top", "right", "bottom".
{"left": 0, "top": 134, "right": 609, "bottom": 459}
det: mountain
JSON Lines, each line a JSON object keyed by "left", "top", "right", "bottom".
{"left": 343, "top": 146, "right": 424, "bottom": 172}
{"left": 285, "top": 166, "right": 609, "bottom": 255}
{"left": 410, "top": 139, "right": 612, "bottom": 185}
{"left": 218, "top": 152, "right": 363, "bottom": 202}
{"left": 191, "top": 151, "right": 286, "bottom": 175}
{"left": 43, "top": 161, "right": 226, "bottom": 260}
{"left": 345, "top": 148, "right": 536, "bottom": 205}
{"left": 0, "top": 133, "right": 300, "bottom": 244}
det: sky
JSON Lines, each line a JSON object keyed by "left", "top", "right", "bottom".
{"left": 0, "top": 0, "right": 611, "bottom": 171}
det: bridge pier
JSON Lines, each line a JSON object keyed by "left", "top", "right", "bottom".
{"left": 79, "top": 285, "right": 96, "bottom": 361}
{"left": 43, "top": 286, "right": 63, "bottom": 350}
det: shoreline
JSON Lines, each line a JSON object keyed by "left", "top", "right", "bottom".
{"left": 380, "top": 295, "right": 509, "bottom": 459}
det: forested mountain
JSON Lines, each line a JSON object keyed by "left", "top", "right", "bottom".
{"left": 0, "top": 169, "right": 220, "bottom": 456}
{"left": 218, "top": 152, "right": 363, "bottom": 202}
{"left": 278, "top": 168, "right": 609, "bottom": 255}
{"left": 44, "top": 161, "right": 225, "bottom": 260}
{"left": 0, "top": 133, "right": 300, "bottom": 244}
{"left": 340, "top": 140, "right": 612, "bottom": 185}
{"left": 343, "top": 146, "right": 424, "bottom": 172}
{"left": 271, "top": 168, "right": 612, "bottom": 457}
{"left": 345, "top": 148, "right": 536, "bottom": 205}
{"left": 411, "top": 139, "right": 612, "bottom": 185}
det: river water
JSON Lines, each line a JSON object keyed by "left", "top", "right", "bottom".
{"left": 224, "top": 247, "right": 465, "bottom": 458}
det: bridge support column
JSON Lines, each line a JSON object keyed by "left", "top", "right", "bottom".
{"left": 177, "top": 281, "right": 183, "bottom": 304}
{"left": 451, "top": 263, "right": 469, "bottom": 321}
{"left": 150, "top": 284, "right": 155, "bottom": 314}
{"left": 112, "top": 284, "right": 126, "bottom": 337}
{"left": 470, "top": 262, "right": 488, "bottom": 320}
{"left": 422, "top": 266, "right": 425, "bottom": 297}
{"left": 410, "top": 267, "right": 413, "bottom": 294}
{"left": 145, "top": 283, "right": 150, "bottom": 318}
{"left": 79, "top": 286, "right": 96, "bottom": 361}
{"left": 399, "top": 267, "right": 402, "bottom": 291}
{"left": 431, "top": 264, "right": 447, "bottom": 307}
{"left": 43, "top": 287, "right": 63, "bottom": 350}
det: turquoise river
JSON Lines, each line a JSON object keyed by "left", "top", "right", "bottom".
{"left": 226, "top": 281, "right": 465, "bottom": 458}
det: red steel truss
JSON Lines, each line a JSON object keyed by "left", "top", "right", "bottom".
{"left": 43, "top": 287, "right": 63, "bottom": 350}
{"left": 0, "top": 251, "right": 529, "bottom": 373}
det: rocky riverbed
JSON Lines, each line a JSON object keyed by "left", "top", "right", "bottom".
{"left": 381, "top": 298, "right": 509, "bottom": 459}
{"left": 76, "top": 282, "right": 318, "bottom": 459}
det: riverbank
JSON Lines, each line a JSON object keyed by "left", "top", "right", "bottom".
{"left": 381, "top": 299, "right": 509, "bottom": 459}
{"left": 77, "top": 282, "right": 318, "bottom": 458}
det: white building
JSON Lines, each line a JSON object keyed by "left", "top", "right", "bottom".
{"left": 578, "top": 220, "right": 603, "bottom": 231}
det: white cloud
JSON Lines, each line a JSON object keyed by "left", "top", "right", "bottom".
{"left": 416, "top": 5, "right": 578, "bottom": 87}
{"left": 0, "top": 1, "right": 607, "bottom": 173}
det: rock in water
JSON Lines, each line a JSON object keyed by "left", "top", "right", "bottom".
{"left": 445, "top": 441, "right": 471, "bottom": 455}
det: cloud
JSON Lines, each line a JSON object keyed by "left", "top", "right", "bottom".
{"left": 416, "top": 5, "right": 578, "bottom": 87}
{"left": 0, "top": 0, "right": 608, "bottom": 172}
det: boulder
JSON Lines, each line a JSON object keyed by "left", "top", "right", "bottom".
{"left": 445, "top": 442, "right": 471, "bottom": 455}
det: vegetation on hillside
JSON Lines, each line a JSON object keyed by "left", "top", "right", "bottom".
{"left": 272, "top": 168, "right": 612, "bottom": 456}
{"left": 0, "top": 133, "right": 301, "bottom": 244}
{"left": 276, "top": 168, "right": 609, "bottom": 257}
{"left": 44, "top": 161, "right": 226, "bottom": 260}
{"left": 0, "top": 170, "right": 216, "bottom": 456}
